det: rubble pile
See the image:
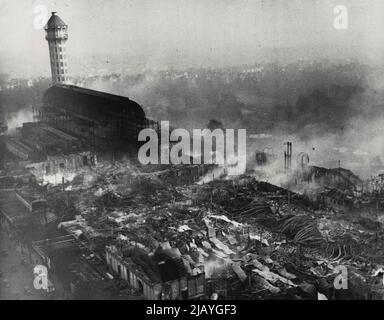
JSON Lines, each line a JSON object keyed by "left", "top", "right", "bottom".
{"left": 35, "top": 160, "right": 384, "bottom": 299}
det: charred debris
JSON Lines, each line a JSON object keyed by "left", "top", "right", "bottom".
{"left": 2, "top": 150, "right": 384, "bottom": 299}
{"left": 1, "top": 83, "right": 384, "bottom": 300}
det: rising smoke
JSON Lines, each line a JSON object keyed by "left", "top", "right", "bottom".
{"left": 78, "top": 61, "right": 384, "bottom": 178}
{"left": 5, "top": 109, "right": 33, "bottom": 133}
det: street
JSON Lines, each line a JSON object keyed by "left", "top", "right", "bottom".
{"left": 0, "top": 227, "right": 48, "bottom": 300}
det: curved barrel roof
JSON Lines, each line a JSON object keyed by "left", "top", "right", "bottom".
{"left": 43, "top": 84, "right": 146, "bottom": 122}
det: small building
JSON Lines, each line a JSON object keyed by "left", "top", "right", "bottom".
{"left": 105, "top": 245, "right": 206, "bottom": 300}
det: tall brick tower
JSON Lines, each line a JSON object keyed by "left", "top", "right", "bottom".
{"left": 45, "top": 12, "right": 68, "bottom": 84}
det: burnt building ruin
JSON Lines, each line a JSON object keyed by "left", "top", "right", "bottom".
{"left": 36, "top": 84, "right": 154, "bottom": 152}
{"left": 3, "top": 12, "right": 157, "bottom": 182}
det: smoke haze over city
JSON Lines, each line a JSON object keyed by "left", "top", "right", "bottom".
{"left": 1, "top": 0, "right": 384, "bottom": 77}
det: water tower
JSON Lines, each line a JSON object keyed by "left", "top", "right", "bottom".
{"left": 45, "top": 12, "right": 69, "bottom": 84}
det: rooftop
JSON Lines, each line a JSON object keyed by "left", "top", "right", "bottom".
{"left": 43, "top": 84, "right": 146, "bottom": 121}
{"left": 45, "top": 12, "right": 67, "bottom": 30}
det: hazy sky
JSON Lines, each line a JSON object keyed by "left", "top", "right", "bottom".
{"left": 1, "top": 0, "right": 384, "bottom": 77}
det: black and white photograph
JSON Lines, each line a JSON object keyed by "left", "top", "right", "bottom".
{"left": 1, "top": 0, "right": 384, "bottom": 306}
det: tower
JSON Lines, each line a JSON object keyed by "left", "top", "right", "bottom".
{"left": 45, "top": 12, "right": 69, "bottom": 84}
